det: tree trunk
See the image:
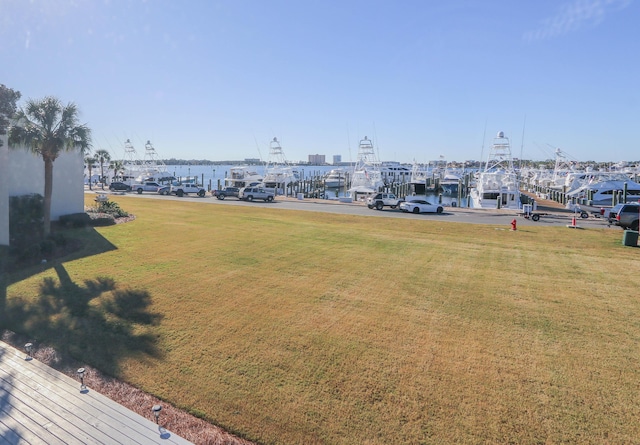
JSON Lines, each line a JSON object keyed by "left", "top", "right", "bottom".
{"left": 43, "top": 157, "right": 54, "bottom": 237}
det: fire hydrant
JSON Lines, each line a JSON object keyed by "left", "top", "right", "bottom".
{"left": 511, "top": 219, "right": 517, "bottom": 231}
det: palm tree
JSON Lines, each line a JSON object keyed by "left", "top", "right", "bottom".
{"left": 94, "top": 149, "right": 111, "bottom": 190}
{"left": 110, "top": 159, "right": 125, "bottom": 182}
{"left": 8, "top": 96, "right": 91, "bottom": 236}
{"left": 85, "top": 154, "right": 97, "bottom": 190}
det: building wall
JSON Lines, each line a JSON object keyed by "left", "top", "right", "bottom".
{"left": 0, "top": 137, "right": 84, "bottom": 246}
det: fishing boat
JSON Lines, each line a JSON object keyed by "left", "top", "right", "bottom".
{"left": 323, "top": 168, "right": 347, "bottom": 188}
{"left": 470, "top": 131, "right": 521, "bottom": 209}
{"left": 119, "top": 139, "right": 174, "bottom": 184}
{"left": 224, "top": 166, "right": 263, "bottom": 188}
{"left": 348, "top": 136, "right": 384, "bottom": 198}
{"left": 261, "top": 137, "right": 300, "bottom": 193}
{"left": 566, "top": 173, "right": 640, "bottom": 206}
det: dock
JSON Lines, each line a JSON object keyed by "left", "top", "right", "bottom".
{"left": 0, "top": 340, "right": 192, "bottom": 444}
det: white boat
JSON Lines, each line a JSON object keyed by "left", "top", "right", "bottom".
{"left": 408, "top": 162, "right": 430, "bottom": 195}
{"left": 323, "top": 168, "right": 347, "bottom": 188}
{"left": 566, "top": 174, "right": 640, "bottom": 206}
{"left": 470, "top": 131, "right": 520, "bottom": 209}
{"left": 381, "top": 162, "right": 411, "bottom": 185}
{"left": 119, "top": 139, "right": 174, "bottom": 184}
{"left": 224, "top": 166, "right": 263, "bottom": 188}
{"left": 261, "top": 137, "right": 300, "bottom": 193}
{"left": 348, "top": 136, "right": 384, "bottom": 198}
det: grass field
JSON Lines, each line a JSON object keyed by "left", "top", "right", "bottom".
{"left": 4, "top": 195, "right": 640, "bottom": 444}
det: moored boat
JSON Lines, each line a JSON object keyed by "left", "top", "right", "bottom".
{"left": 470, "top": 131, "right": 520, "bottom": 209}
{"left": 348, "top": 136, "right": 384, "bottom": 198}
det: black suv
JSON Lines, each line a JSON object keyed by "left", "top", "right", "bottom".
{"left": 613, "top": 203, "right": 640, "bottom": 230}
{"left": 213, "top": 187, "right": 240, "bottom": 200}
{"left": 108, "top": 181, "right": 132, "bottom": 191}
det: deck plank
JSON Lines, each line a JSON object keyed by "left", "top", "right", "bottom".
{"left": 0, "top": 341, "right": 192, "bottom": 444}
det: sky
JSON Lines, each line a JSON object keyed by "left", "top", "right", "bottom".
{"left": 1, "top": 0, "right": 639, "bottom": 164}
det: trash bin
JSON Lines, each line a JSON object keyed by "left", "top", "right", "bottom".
{"left": 622, "top": 230, "right": 639, "bottom": 247}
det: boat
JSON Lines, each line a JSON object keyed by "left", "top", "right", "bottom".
{"left": 348, "top": 136, "right": 384, "bottom": 199}
{"left": 261, "top": 137, "right": 300, "bottom": 194}
{"left": 407, "top": 162, "right": 430, "bottom": 196}
{"left": 224, "top": 165, "right": 264, "bottom": 188}
{"left": 566, "top": 173, "right": 640, "bottom": 206}
{"left": 323, "top": 168, "right": 347, "bottom": 188}
{"left": 119, "top": 139, "right": 174, "bottom": 184}
{"left": 380, "top": 161, "right": 411, "bottom": 185}
{"left": 470, "top": 131, "right": 521, "bottom": 209}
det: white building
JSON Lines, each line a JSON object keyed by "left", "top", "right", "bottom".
{"left": 0, "top": 134, "right": 84, "bottom": 246}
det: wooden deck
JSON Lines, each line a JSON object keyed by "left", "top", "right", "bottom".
{"left": 0, "top": 341, "right": 192, "bottom": 444}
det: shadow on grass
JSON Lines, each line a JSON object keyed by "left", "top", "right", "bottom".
{"left": 0, "top": 226, "right": 163, "bottom": 377}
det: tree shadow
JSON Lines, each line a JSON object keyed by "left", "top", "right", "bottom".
{"left": 0, "top": 347, "right": 22, "bottom": 445}
{"left": 1, "top": 240, "right": 163, "bottom": 377}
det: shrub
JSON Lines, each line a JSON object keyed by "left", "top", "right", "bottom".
{"left": 95, "top": 200, "right": 129, "bottom": 218}
{"left": 88, "top": 212, "right": 116, "bottom": 226}
{"left": 9, "top": 194, "right": 44, "bottom": 249}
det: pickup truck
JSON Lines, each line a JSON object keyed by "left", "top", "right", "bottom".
{"left": 170, "top": 183, "right": 207, "bottom": 197}
{"left": 238, "top": 186, "right": 275, "bottom": 202}
{"left": 366, "top": 193, "right": 403, "bottom": 210}
{"left": 132, "top": 182, "right": 163, "bottom": 194}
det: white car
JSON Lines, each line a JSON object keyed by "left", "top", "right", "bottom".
{"left": 399, "top": 199, "right": 444, "bottom": 214}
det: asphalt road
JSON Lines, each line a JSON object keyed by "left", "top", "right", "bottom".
{"left": 99, "top": 190, "right": 616, "bottom": 229}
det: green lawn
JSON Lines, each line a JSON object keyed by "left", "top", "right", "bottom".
{"left": 5, "top": 195, "right": 640, "bottom": 444}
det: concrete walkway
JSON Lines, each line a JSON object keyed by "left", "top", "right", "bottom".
{"left": 0, "top": 341, "right": 192, "bottom": 444}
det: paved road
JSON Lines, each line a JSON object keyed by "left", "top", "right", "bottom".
{"left": 99, "top": 191, "right": 616, "bottom": 229}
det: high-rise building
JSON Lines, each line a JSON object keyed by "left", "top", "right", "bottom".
{"left": 308, "top": 154, "right": 326, "bottom": 165}
{"left": 332, "top": 155, "right": 342, "bottom": 164}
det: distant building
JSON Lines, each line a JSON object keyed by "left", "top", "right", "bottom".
{"left": 308, "top": 154, "right": 325, "bottom": 165}
{"left": 244, "top": 158, "right": 261, "bottom": 164}
{"left": 333, "top": 155, "right": 342, "bottom": 164}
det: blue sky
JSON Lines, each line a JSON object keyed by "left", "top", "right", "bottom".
{"left": 1, "top": 0, "right": 638, "bottom": 163}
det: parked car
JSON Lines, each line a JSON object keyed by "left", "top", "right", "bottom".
{"left": 170, "top": 183, "right": 207, "bottom": 197}
{"left": 238, "top": 186, "right": 275, "bottom": 202}
{"left": 212, "top": 187, "right": 240, "bottom": 200}
{"left": 132, "top": 181, "right": 163, "bottom": 194}
{"left": 614, "top": 203, "right": 640, "bottom": 230}
{"left": 366, "top": 193, "right": 403, "bottom": 210}
{"left": 108, "top": 181, "right": 131, "bottom": 192}
{"left": 607, "top": 203, "right": 625, "bottom": 225}
{"left": 399, "top": 199, "right": 444, "bottom": 214}
{"left": 157, "top": 185, "right": 171, "bottom": 195}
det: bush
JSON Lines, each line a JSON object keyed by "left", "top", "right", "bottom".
{"left": 95, "top": 200, "right": 129, "bottom": 218}
{"left": 9, "top": 194, "right": 44, "bottom": 249}
{"left": 88, "top": 212, "right": 116, "bottom": 226}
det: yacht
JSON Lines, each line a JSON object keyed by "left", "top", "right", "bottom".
{"left": 120, "top": 139, "right": 174, "bottom": 184}
{"left": 566, "top": 173, "right": 640, "bottom": 206}
{"left": 470, "top": 131, "right": 520, "bottom": 209}
{"left": 323, "top": 168, "right": 347, "bottom": 188}
{"left": 224, "top": 166, "right": 263, "bottom": 188}
{"left": 348, "top": 136, "right": 384, "bottom": 198}
{"left": 261, "top": 137, "right": 300, "bottom": 193}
